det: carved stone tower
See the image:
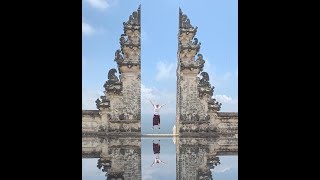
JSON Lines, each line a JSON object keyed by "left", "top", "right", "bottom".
{"left": 176, "top": 8, "right": 222, "bottom": 135}
{"left": 95, "top": 5, "right": 141, "bottom": 135}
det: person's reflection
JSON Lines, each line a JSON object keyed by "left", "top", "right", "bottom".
{"left": 151, "top": 139, "right": 166, "bottom": 167}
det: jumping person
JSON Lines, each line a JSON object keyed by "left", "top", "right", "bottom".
{"left": 151, "top": 140, "right": 166, "bottom": 167}
{"left": 149, "top": 100, "right": 165, "bottom": 130}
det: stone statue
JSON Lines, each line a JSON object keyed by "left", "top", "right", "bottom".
{"left": 180, "top": 14, "right": 193, "bottom": 29}
{"left": 132, "top": 11, "right": 139, "bottom": 25}
{"left": 208, "top": 98, "right": 222, "bottom": 111}
{"left": 207, "top": 157, "right": 221, "bottom": 169}
{"left": 107, "top": 68, "right": 119, "bottom": 83}
{"left": 210, "top": 86, "right": 214, "bottom": 94}
{"left": 199, "top": 72, "right": 210, "bottom": 86}
{"left": 100, "top": 96, "right": 107, "bottom": 103}
{"left": 193, "top": 38, "right": 198, "bottom": 45}
{"left": 103, "top": 68, "right": 123, "bottom": 94}
{"left": 128, "top": 15, "right": 133, "bottom": 25}
{"left": 179, "top": 8, "right": 194, "bottom": 29}
{"left": 123, "top": 8, "right": 140, "bottom": 27}
{"left": 208, "top": 98, "right": 216, "bottom": 104}
{"left": 197, "top": 169, "right": 213, "bottom": 180}
{"left": 95, "top": 98, "right": 101, "bottom": 109}
{"left": 114, "top": 50, "right": 124, "bottom": 64}
{"left": 119, "top": 34, "right": 126, "bottom": 46}
{"left": 196, "top": 53, "right": 205, "bottom": 66}
{"left": 97, "top": 158, "right": 111, "bottom": 173}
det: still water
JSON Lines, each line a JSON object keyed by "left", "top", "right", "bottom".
{"left": 82, "top": 135, "right": 238, "bottom": 180}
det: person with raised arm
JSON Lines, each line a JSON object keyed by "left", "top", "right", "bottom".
{"left": 149, "top": 100, "right": 165, "bottom": 130}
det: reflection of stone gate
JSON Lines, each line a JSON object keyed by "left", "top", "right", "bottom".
{"left": 82, "top": 135, "right": 237, "bottom": 180}
{"left": 176, "top": 135, "right": 238, "bottom": 180}
{"left": 176, "top": 8, "right": 238, "bottom": 136}
{"left": 82, "top": 137, "right": 141, "bottom": 179}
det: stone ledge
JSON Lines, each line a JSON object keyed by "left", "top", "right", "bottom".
{"left": 217, "top": 112, "right": 238, "bottom": 117}
{"left": 109, "top": 120, "right": 140, "bottom": 123}
{"left": 179, "top": 133, "right": 220, "bottom": 138}
{"left": 104, "top": 132, "right": 141, "bottom": 137}
{"left": 82, "top": 152, "right": 101, "bottom": 158}
{"left": 82, "top": 110, "right": 100, "bottom": 116}
{"left": 180, "top": 121, "right": 209, "bottom": 124}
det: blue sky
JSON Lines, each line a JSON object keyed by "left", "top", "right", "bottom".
{"left": 82, "top": 0, "right": 238, "bottom": 113}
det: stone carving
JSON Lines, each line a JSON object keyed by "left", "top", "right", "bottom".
{"left": 196, "top": 53, "right": 205, "bottom": 71}
{"left": 179, "top": 8, "right": 195, "bottom": 29}
{"left": 97, "top": 158, "right": 111, "bottom": 172}
{"left": 123, "top": 11, "right": 139, "bottom": 26}
{"left": 89, "top": 5, "right": 141, "bottom": 134}
{"left": 115, "top": 49, "right": 124, "bottom": 64}
{"left": 123, "top": 5, "right": 141, "bottom": 32}
{"left": 207, "top": 157, "right": 221, "bottom": 169}
{"left": 179, "top": 38, "right": 201, "bottom": 55}
{"left": 177, "top": 8, "right": 227, "bottom": 135}
{"left": 95, "top": 98, "right": 101, "bottom": 109}
{"left": 199, "top": 72, "right": 210, "bottom": 86}
{"left": 103, "top": 68, "right": 123, "bottom": 95}
{"left": 108, "top": 68, "right": 119, "bottom": 83}
{"left": 197, "top": 169, "right": 213, "bottom": 180}
{"left": 192, "top": 38, "right": 198, "bottom": 45}
{"left": 208, "top": 98, "right": 222, "bottom": 112}
{"left": 100, "top": 96, "right": 108, "bottom": 103}
{"left": 198, "top": 72, "right": 214, "bottom": 99}
{"left": 119, "top": 34, "right": 127, "bottom": 46}
{"left": 96, "top": 96, "right": 110, "bottom": 109}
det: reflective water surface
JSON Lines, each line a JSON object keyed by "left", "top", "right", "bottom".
{"left": 82, "top": 135, "right": 238, "bottom": 180}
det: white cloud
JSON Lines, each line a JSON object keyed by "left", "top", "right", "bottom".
{"left": 141, "top": 84, "right": 156, "bottom": 103}
{"left": 82, "top": 89, "right": 104, "bottom": 110}
{"left": 214, "top": 166, "right": 231, "bottom": 173}
{"left": 85, "top": 0, "right": 110, "bottom": 10}
{"left": 141, "top": 84, "right": 176, "bottom": 114}
{"left": 82, "top": 22, "right": 95, "bottom": 35}
{"left": 214, "top": 95, "right": 238, "bottom": 112}
{"left": 212, "top": 156, "right": 238, "bottom": 174}
{"left": 214, "top": 94, "right": 232, "bottom": 103}
{"left": 156, "top": 61, "right": 176, "bottom": 81}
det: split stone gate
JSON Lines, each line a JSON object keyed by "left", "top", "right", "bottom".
{"left": 82, "top": 6, "right": 238, "bottom": 136}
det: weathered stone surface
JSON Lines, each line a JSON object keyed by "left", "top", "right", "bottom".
{"left": 82, "top": 111, "right": 101, "bottom": 133}
{"left": 82, "top": 136, "right": 141, "bottom": 179}
{"left": 83, "top": 6, "right": 141, "bottom": 135}
{"left": 176, "top": 8, "right": 237, "bottom": 135}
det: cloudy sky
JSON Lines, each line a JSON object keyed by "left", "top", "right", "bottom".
{"left": 82, "top": 0, "right": 238, "bottom": 114}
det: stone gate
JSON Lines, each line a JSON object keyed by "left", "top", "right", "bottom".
{"left": 83, "top": 5, "right": 141, "bottom": 136}
{"left": 176, "top": 8, "right": 238, "bottom": 136}
{"left": 82, "top": 6, "right": 238, "bottom": 136}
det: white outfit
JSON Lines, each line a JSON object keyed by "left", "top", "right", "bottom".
{"left": 153, "top": 105, "right": 162, "bottom": 115}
